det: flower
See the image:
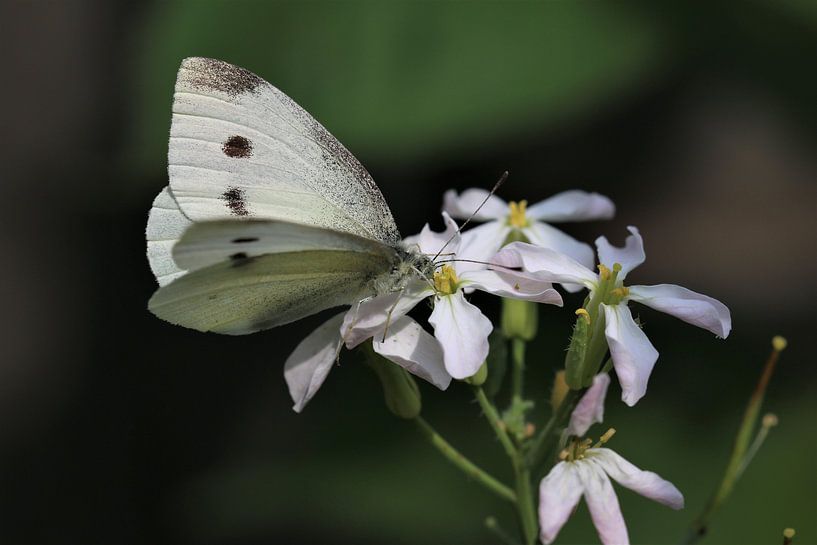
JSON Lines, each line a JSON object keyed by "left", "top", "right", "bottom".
{"left": 539, "top": 438, "right": 684, "bottom": 545}
{"left": 444, "top": 188, "right": 615, "bottom": 269}
{"left": 493, "top": 226, "right": 731, "bottom": 406}
{"left": 284, "top": 213, "right": 561, "bottom": 412}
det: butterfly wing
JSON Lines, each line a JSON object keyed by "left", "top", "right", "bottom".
{"left": 148, "top": 220, "right": 397, "bottom": 335}
{"left": 168, "top": 57, "right": 401, "bottom": 244}
{"left": 146, "top": 186, "right": 192, "bottom": 286}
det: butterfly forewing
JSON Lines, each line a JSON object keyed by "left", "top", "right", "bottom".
{"left": 168, "top": 57, "right": 401, "bottom": 244}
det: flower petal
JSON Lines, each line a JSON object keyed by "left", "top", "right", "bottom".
{"left": 456, "top": 221, "right": 512, "bottom": 271}
{"left": 523, "top": 222, "right": 596, "bottom": 270}
{"left": 492, "top": 241, "right": 598, "bottom": 288}
{"left": 567, "top": 373, "right": 611, "bottom": 437}
{"left": 461, "top": 269, "right": 563, "bottom": 305}
{"left": 403, "top": 212, "right": 461, "bottom": 256}
{"left": 595, "top": 226, "right": 645, "bottom": 279}
{"left": 443, "top": 188, "right": 508, "bottom": 221}
{"left": 341, "top": 285, "right": 428, "bottom": 348}
{"left": 628, "top": 284, "right": 732, "bottom": 338}
{"left": 601, "top": 304, "right": 658, "bottom": 406}
{"left": 576, "top": 460, "right": 629, "bottom": 545}
{"left": 283, "top": 312, "right": 345, "bottom": 412}
{"left": 590, "top": 448, "right": 684, "bottom": 509}
{"left": 428, "top": 291, "right": 493, "bottom": 379}
{"left": 373, "top": 316, "right": 451, "bottom": 390}
{"left": 527, "top": 190, "right": 616, "bottom": 222}
{"left": 538, "top": 462, "right": 585, "bottom": 544}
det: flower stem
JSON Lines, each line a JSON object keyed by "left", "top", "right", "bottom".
{"left": 413, "top": 416, "right": 516, "bottom": 503}
{"left": 511, "top": 338, "right": 526, "bottom": 403}
{"left": 513, "top": 459, "right": 538, "bottom": 545}
{"left": 473, "top": 386, "right": 517, "bottom": 458}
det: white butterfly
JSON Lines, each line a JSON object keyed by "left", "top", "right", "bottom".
{"left": 146, "top": 57, "right": 431, "bottom": 335}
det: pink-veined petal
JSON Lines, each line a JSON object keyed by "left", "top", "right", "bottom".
{"left": 628, "top": 284, "right": 732, "bottom": 338}
{"left": 576, "top": 461, "right": 630, "bottom": 545}
{"left": 341, "top": 285, "right": 428, "bottom": 348}
{"left": 428, "top": 291, "right": 493, "bottom": 379}
{"left": 538, "top": 462, "right": 585, "bottom": 544}
{"left": 373, "top": 316, "right": 451, "bottom": 390}
{"left": 283, "top": 312, "right": 345, "bottom": 413}
{"left": 595, "top": 226, "right": 645, "bottom": 280}
{"left": 456, "top": 221, "right": 512, "bottom": 272}
{"left": 590, "top": 448, "right": 684, "bottom": 509}
{"left": 527, "top": 190, "right": 615, "bottom": 223}
{"left": 460, "top": 269, "right": 563, "bottom": 305}
{"left": 602, "top": 303, "right": 658, "bottom": 407}
{"left": 492, "top": 242, "right": 597, "bottom": 288}
{"left": 443, "top": 188, "right": 509, "bottom": 221}
{"left": 567, "top": 373, "right": 611, "bottom": 437}
{"left": 523, "top": 222, "right": 596, "bottom": 269}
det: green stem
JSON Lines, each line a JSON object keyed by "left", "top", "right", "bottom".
{"left": 526, "top": 388, "right": 583, "bottom": 468}
{"left": 474, "top": 386, "right": 517, "bottom": 458}
{"left": 511, "top": 338, "right": 526, "bottom": 402}
{"left": 414, "top": 417, "right": 516, "bottom": 503}
{"left": 513, "top": 459, "right": 538, "bottom": 545}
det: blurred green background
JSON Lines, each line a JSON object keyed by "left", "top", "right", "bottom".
{"left": 2, "top": 1, "right": 815, "bottom": 543}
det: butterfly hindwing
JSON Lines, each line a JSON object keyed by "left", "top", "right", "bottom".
{"left": 148, "top": 249, "right": 394, "bottom": 335}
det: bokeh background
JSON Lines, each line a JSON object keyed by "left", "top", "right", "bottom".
{"left": 2, "top": 1, "right": 815, "bottom": 544}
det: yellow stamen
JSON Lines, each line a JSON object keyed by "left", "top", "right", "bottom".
{"left": 612, "top": 263, "right": 622, "bottom": 273}
{"left": 575, "top": 308, "right": 591, "bottom": 325}
{"left": 783, "top": 528, "right": 796, "bottom": 539}
{"left": 591, "top": 427, "right": 617, "bottom": 448}
{"left": 433, "top": 265, "right": 459, "bottom": 295}
{"left": 558, "top": 448, "right": 569, "bottom": 461}
{"left": 610, "top": 287, "right": 630, "bottom": 298}
{"left": 597, "top": 264, "right": 611, "bottom": 280}
{"left": 508, "top": 200, "right": 529, "bottom": 228}
{"left": 772, "top": 335, "right": 788, "bottom": 352}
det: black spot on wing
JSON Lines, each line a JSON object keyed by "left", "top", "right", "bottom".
{"left": 222, "top": 135, "right": 253, "bottom": 158}
{"left": 232, "top": 237, "right": 259, "bottom": 243}
{"left": 229, "top": 252, "right": 253, "bottom": 267}
{"left": 221, "top": 187, "right": 249, "bottom": 217}
{"left": 180, "top": 58, "right": 263, "bottom": 99}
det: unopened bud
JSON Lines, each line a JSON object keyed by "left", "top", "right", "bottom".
{"left": 772, "top": 336, "right": 788, "bottom": 352}
{"left": 550, "top": 370, "right": 569, "bottom": 411}
{"left": 501, "top": 298, "right": 538, "bottom": 341}
{"left": 762, "top": 413, "right": 779, "bottom": 428}
{"left": 783, "top": 528, "right": 796, "bottom": 545}
{"left": 365, "top": 347, "right": 421, "bottom": 419}
{"left": 464, "top": 360, "right": 488, "bottom": 386}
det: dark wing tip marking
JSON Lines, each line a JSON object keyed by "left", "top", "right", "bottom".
{"left": 232, "top": 237, "right": 259, "bottom": 243}
{"left": 222, "top": 135, "right": 253, "bottom": 158}
{"left": 221, "top": 186, "right": 250, "bottom": 217}
{"left": 179, "top": 57, "right": 263, "bottom": 98}
{"left": 229, "top": 252, "right": 253, "bottom": 267}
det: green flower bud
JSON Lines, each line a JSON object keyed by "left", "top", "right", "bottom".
{"left": 501, "top": 298, "right": 539, "bottom": 341}
{"left": 464, "top": 360, "right": 488, "bottom": 386}
{"left": 364, "top": 346, "right": 421, "bottom": 419}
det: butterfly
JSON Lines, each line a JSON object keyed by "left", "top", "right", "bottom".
{"left": 146, "top": 57, "right": 433, "bottom": 335}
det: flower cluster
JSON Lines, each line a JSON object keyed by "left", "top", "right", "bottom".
{"left": 283, "top": 187, "right": 731, "bottom": 545}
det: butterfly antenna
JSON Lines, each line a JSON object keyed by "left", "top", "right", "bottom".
{"left": 432, "top": 170, "right": 509, "bottom": 262}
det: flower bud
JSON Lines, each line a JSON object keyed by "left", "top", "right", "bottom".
{"left": 501, "top": 298, "right": 538, "bottom": 341}
{"left": 550, "top": 370, "right": 569, "bottom": 411}
{"left": 464, "top": 360, "right": 488, "bottom": 386}
{"left": 364, "top": 346, "right": 421, "bottom": 419}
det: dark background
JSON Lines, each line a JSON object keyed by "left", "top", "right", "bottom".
{"left": 2, "top": 1, "right": 815, "bottom": 544}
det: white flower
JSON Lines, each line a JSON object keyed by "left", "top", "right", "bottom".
{"left": 539, "top": 444, "right": 684, "bottom": 545}
{"left": 494, "top": 226, "right": 731, "bottom": 406}
{"left": 348, "top": 213, "right": 561, "bottom": 380}
{"left": 284, "top": 213, "right": 561, "bottom": 412}
{"left": 444, "top": 188, "right": 615, "bottom": 269}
